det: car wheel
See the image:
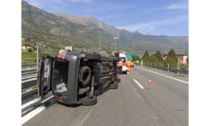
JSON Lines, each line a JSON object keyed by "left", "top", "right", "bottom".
{"left": 79, "top": 66, "right": 91, "bottom": 86}
{"left": 81, "top": 95, "right": 97, "bottom": 106}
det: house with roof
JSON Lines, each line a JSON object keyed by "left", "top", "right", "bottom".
{"left": 21, "top": 43, "right": 37, "bottom": 51}
{"left": 162, "top": 53, "right": 188, "bottom": 65}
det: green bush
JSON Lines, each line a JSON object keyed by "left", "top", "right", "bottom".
{"left": 27, "top": 48, "right": 33, "bottom": 52}
{"left": 164, "top": 57, "right": 178, "bottom": 68}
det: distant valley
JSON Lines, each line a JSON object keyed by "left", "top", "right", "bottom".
{"left": 22, "top": 1, "right": 188, "bottom": 56}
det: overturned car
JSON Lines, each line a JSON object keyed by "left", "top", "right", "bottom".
{"left": 38, "top": 52, "right": 120, "bottom": 106}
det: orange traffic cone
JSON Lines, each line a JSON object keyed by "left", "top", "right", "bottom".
{"left": 148, "top": 80, "right": 153, "bottom": 85}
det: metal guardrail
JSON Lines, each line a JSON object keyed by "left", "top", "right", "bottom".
{"left": 22, "top": 64, "right": 37, "bottom": 69}
{"left": 21, "top": 68, "right": 49, "bottom": 96}
{"left": 143, "top": 63, "right": 188, "bottom": 74}
{"left": 22, "top": 68, "right": 39, "bottom": 105}
{"left": 21, "top": 67, "right": 54, "bottom": 119}
{"left": 22, "top": 68, "right": 38, "bottom": 89}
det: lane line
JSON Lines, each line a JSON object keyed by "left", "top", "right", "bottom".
{"left": 22, "top": 97, "right": 41, "bottom": 109}
{"left": 69, "top": 91, "right": 111, "bottom": 126}
{"left": 136, "top": 66, "right": 188, "bottom": 84}
{"left": 41, "top": 95, "right": 54, "bottom": 103}
{"left": 22, "top": 95, "right": 54, "bottom": 125}
{"left": 22, "top": 106, "right": 46, "bottom": 125}
{"left": 133, "top": 79, "right": 144, "bottom": 89}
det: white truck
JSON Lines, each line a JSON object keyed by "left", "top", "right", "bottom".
{"left": 112, "top": 51, "right": 128, "bottom": 74}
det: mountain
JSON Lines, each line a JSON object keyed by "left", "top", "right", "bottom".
{"left": 54, "top": 14, "right": 120, "bottom": 36}
{"left": 22, "top": 1, "right": 188, "bottom": 56}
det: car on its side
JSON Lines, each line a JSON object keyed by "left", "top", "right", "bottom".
{"left": 38, "top": 52, "right": 120, "bottom": 106}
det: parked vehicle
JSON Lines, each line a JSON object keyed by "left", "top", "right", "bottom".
{"left": 38, "top": 52, "right": 120, "bottom": 106}
{"left": 112, "top": 51, "right": 128, "bottom": 74}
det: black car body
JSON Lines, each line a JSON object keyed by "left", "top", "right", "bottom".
{"left": 38, "top": 52, "right": 120, "bottom": 106}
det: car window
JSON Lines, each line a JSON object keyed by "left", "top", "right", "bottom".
{"left": 120, "top": 57, "right": 126, "bottom": 62}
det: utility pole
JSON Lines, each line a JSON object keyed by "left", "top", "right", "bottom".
{"left": 113, "top": 37, "right": 118, "bottom": 51}
{"left": 99, "top": 32, "right": 101, "bottom": 52}
{"left": 177, "top": 58, "right": 180, "bottom": 74}
{"left": 37, "top": 45, "right": 39, "bottom": 71}
{"left": 36, "top": 44, "right": 39, "bottom": 98}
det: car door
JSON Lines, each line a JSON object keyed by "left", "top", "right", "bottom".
{"left": 37, "top": 55, "right": 54, "bottom": 99}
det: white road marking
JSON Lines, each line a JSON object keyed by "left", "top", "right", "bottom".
{"left": 70, "top": 92, "right": 111, "bottom": 126}
{"left": 21, "top": 95, "right": 54, "bottom": 125}
{"left": 136, "top": 66, "right": 188, "bottom": 84}
{"left": 41, "top": 95, "right": 54, "bottom": 103}
{"left": 22, "top": 106, "right": 46, "bottom": 125}
{"left": 22, "top": 97, "right": 41, "bottom": 109}
{"left": 133, "top": 79, "right": 144, "bottom": 89}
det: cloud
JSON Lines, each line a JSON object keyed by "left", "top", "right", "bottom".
{"left": 166, "top": 1, "right": 188, "bottom": 10}
{"left": 67, "top": 0, "right": 94, "bottom": 3}
{"left": 118, "top": 15, "right": 188, "bottom": 32}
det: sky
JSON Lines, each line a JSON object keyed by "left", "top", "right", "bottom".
{"left": 2, "top": 1, "right": 210, "bottom": 126}
{"left": 24, "top": 0, "right": 188, "bottom": 36}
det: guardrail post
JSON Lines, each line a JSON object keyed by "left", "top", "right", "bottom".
{"left": 177, "top": 63, "right": 180, "bottom": 74}
{"left": 167, "top": 63, "right": 169, "bottom": 72}
{"left": 155, "top": 63, "right": 156, "bottom": 69}
{"left": 37, "top": 45, "right": 39, "bottom": 71}
{"left": 36, "top": 45, "right": 39, "bottom": 98}
{"left": 28, "top": 62, "right": 29, "bottom": 69}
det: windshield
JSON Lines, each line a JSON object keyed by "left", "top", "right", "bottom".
{"left": 52, "top": 59, "right": 69, "bottom": 94}
{"left": 120, "top": 57, "right": 126, "bottom": 62}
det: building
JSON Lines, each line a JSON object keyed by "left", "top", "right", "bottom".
{"left": 177, "top": 54, "right": 188, "bottom": 65}
{"left": 162, "top": 53, "right": 188, "bottom": 65}
{"left": 65, "top": 46, "right": 72, "bottom": 52}
{"left": 21, "top": 43, "right": 37, "bottom": 51}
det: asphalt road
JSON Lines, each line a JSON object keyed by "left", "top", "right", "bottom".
{"left": 23, "top": 66, "right": 188, "bottom": 126}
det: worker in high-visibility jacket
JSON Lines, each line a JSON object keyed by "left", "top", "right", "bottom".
{"left": 126, "top": 59, "right": 132, "bottom": 72}
{"left": 117, "top": 60, "right": 123, "bottom": 74}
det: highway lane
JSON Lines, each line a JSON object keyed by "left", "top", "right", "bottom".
{"left": 23, "top": 66, "right": 188, "bottom": 126}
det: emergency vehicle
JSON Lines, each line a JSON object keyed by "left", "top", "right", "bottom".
{"left": 112, "top": 51, "right": 128, "bottom": 74}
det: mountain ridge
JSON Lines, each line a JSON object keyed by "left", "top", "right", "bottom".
{"left": 22, "top": 1, "right": 188, "bottom": 56}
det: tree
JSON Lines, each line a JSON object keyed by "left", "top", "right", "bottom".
{"left": 163, "top": 49, "right": 178, "bottom": 68}
{"left": 133, "top": 54, "right": 140, "bottom": 61}
{"left": 150, "top": 55, "right": 158, "bottom": 63}
{"left": 165, "top": 57, "right": 177, "bottom": 68}
{"left": 142, "top": 50, "right": 150, "bottom": 59}
{"left": 167, "top": 49, "right": 178, "bottom": 62}
{"left": 155, "top": 50, "right": 163, "bottom": 61}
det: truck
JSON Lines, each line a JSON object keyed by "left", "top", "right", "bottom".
{"left": 111, "top": 51, "right": 129, "bottom": 74}
{"left": 38, "top": 52, "right": 120, "bottom": 106}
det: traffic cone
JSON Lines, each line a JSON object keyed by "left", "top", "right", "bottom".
{"left": 148, "top": 80, "right": 153, "bottom": 85}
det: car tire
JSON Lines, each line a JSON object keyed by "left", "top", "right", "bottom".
{"left": 81, "top": 95, "right": 97, "bottom": 106}
{"left": 79, "top": 66, "right": 91, "bottom": 86}
{"left": 110, "top": 81, "right": 118, "bottom": 89}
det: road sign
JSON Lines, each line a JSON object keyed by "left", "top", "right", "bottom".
{"left": 126, "top": 53, "right": 132, "bottom": 60}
